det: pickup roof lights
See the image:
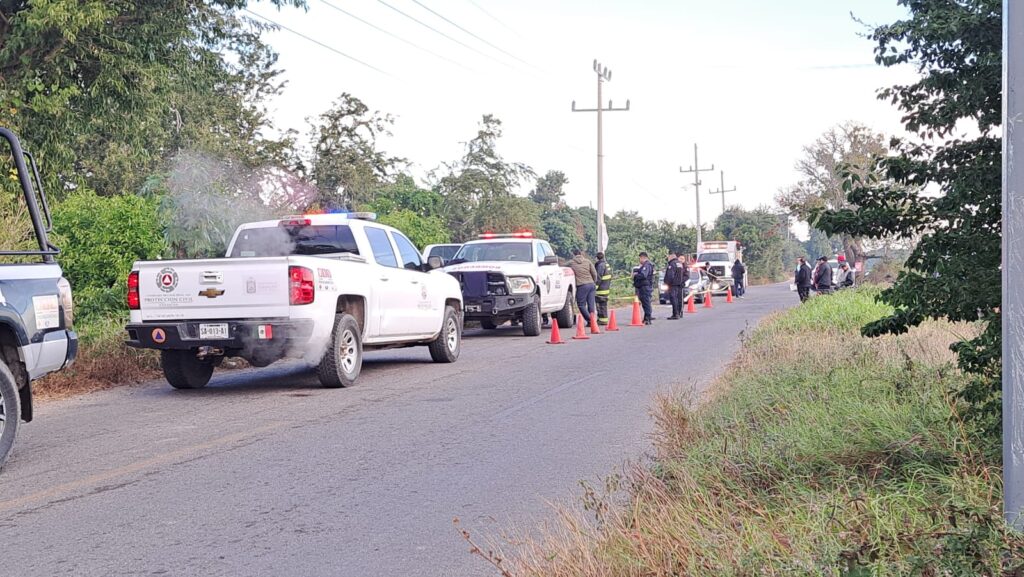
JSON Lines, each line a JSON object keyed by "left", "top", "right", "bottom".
{"left": 478, "top": 231, "right": 533, "bottom": 239}
{"left": 279, "top": 212, "right": 377, "bottom": 227}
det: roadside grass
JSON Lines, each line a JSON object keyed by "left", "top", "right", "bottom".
{"left": 33, "top": 316, "right": 160, "bottom": 401}
{"left": 493, "top": 288, "right": 1023, "bottom": 576}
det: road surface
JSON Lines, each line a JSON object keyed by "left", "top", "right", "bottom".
{"left": 0, "top": 283, "right": 796, "bottom": 576}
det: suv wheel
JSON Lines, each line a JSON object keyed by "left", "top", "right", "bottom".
{"left": 521, "top": 298, "right": 542, "bottom": 337}
{"left": 161, "top": 350, "right": 215, "bottom": 389}
{"left": 428, "top": 306, "right": 461, "bottom": 363}
{"left": 318, "top": 313, "right": 362, "bottom": 388}
{"left": 0, "top": 360, "right": 20, "bottom": 471}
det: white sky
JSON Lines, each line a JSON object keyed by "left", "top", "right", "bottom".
{"left": 249, "top": 0, "right": 919, "bottom": 234}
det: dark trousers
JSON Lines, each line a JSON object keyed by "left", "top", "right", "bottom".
{"left": 637, "top": 286, "right": 653, "bottom": 321}
{"left": 733, "top": 277, "right": 744, "bottom": 296}
{"left": 595, "top": 294, "right": 609, "bottom": 323}
{"left": 798, "top": 286, "right": 810, "bottom": 302}
{"left": 669, "top": 285, "right": 684, "bottom": 317}
{"left": 576, "top": 283, "right": 597, "bottom": 323}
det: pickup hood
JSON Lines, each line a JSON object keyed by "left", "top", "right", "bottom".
{"left": 443, "top": 261, "right": 539, "bottom": 279}
{"left": 135, "top": 257, "right": 291, "bottom": 321}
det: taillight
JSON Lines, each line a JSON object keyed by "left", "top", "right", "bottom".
{"left": 289, "top": 266, "right": 315, "bottom": 305}
{"left": 127, "top": 271, "right": 140, "bottom": 310}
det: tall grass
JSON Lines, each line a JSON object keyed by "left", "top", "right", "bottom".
{"left": 498, "top": 289, "right": 1022, "bottom": 576}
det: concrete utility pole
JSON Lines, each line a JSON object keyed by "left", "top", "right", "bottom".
{"left": 709, "top": 170, "right": 736, "bottom": 214}
{"left": 572, "top": 59, "right": 630, "bottom": 252}
{"left": 1004, "top": 0, "right": 1024, "bottom": 531}
{"left": 679, "top": 144, "right": 714, "bottom": 247}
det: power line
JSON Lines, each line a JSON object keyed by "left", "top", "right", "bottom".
{"left": 375, "top": 0, "right": 515, "bottom": 69}
{"left": 464, "top": 0, "right": 522, "bottom": 38}
{"left": 409, "top": 0, "right": 534, "bottom": 69}
{"left": 244, "top": 9, "right": 394, "bottom": 78}
{"left": 317, "top": 0, "right": 474, "bottom": 72}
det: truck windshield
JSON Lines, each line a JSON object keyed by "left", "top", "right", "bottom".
{"left": 428, "top": 245, "right": 461, "bottom": 261}
{"left": 453, "top": 242, "right": 533, "bottom": 262}
{"left": 230, "top": 225, "right": 360, "bottom": 257}
{"left": 697, "top": 252, "right": 729, "bottom": 262}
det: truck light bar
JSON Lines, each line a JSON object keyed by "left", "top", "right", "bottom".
{"left": 279, "top": 212, "right": 378, "bottom": 227}
{"left": 478, "top": 231, "right": 533, "bottom": 239}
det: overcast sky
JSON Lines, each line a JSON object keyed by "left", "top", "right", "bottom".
{"left": 249, "top": 0, "right": 918, "bottom": 233}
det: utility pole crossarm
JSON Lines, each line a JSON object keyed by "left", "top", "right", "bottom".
{"left": 679, "top": 143, "right": 715, "bottom": 248}
{"left": 709, "top": 170, "right": 737, "bottom": 214}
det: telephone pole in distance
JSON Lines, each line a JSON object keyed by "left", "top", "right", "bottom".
{"left": 572, "top": 59, "right": 630, "bottom": 252}
{"left": 709, "top": 170, "right": 736, "bottom": 215}
{"left": 679, "top": 144, "right": 714, "bottom": 247}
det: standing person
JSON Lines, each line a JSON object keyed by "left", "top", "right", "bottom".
{"left": 731, "top": 258, "right": 746, "bottom": 298}
{"left": 568, "top": 248, "right": 599, "bottom": 325}
{"left": 812, "top": 256, "right": 833, "bottom": 295}
{"left": 665, "top": 252, "right": 686, "bottom": 319}
{"left": 594, "top": 252, "right": 612, "bottom": 325}
{"left": 836, "top": 261, "right": 855, "bottom": 289}
{"left": 795, "top": 257, "right": 813, "bottom": 302}
{"left": 633, "top": 251, "right": 655, "bottom": 324}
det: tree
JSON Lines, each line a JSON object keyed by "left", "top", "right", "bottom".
{"left": 0, "top": 0, "right": 304, "bottom": 197}
{"left": 308, "top": 93, "right": 405, "bottom": 209}
{"left": 431, "top": 115, "right": 535, "bottom": 240}
{"left": 714, "top": 207, "right": 788, "bottom": 280}
{"left": 813, "top": 0, "right": 1002, "bottom": 427}
{"left": 777, "top": 122, "right": 887, "bottom": 265}
{"left": 378, "top": 210, "right": 450, "bottom": 249}
{"left": 529, "top": 170, "right": 568, "bottom": 208}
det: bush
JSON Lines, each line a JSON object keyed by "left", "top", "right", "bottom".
{"left": 52, "top": 190, "right": 167, "bottom": 317}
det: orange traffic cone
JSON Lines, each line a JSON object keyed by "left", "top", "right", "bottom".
{"left": 589, "top": 312, "right": 602, "bottom": 335}
{"left": 686, "top": 293, "right": 697, "bottom": 314}
{"left": 547, "top": 320, "right": 565, "bottom": 344}
{"left": 573, "top": 314, "right": 590, "bottom": 340}
{"left": 704, "top": 291, "right": 714, "bottom": 308}
{"left": 606, "top": 310, "right": 620, "bottom": 331}
{"left": 630, "top": 298, "right": 644, "bottom": 326}
{"left": 726, "top": 287, "right": 734, "bottom": 303}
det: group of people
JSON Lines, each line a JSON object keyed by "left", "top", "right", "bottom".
{"left": 793, "top": 254, "right": 855, "bottom": 302}
{"left": 567, "top": 249, "right": 614, "bottom": 326}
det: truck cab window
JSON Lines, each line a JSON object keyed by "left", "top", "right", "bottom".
{"left": 365, "top": 227, "right": 399, "bottom": 268}
{"left": 391, "top": 232, "right": 423, "bottom": 270}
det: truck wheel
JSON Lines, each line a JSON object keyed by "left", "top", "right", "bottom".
{"left": 522, "top": 298, "right": 542, "bottom": 337}
{"left": 555, "top": 290, "right": 574, "bottom": 329}
{"left": 428, "top": 306, "right": 461, "bottom": 363}
{"left": 161, "top": 350, "right": 215, "bottom": 389}
{"left": 480, "top": 319, "right": 498, "bottom": 330}
{"left": 318, "top": 313, "right": 362, "bottom": 388}
{"left": 0, "top": 360, "right": 21, "bottom": 471}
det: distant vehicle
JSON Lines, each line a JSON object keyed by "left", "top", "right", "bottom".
{"left": 422, "top": 243, "right": 462, "bottom": 266}
{"left": 0, "top": 128, "right": 78, "bottom": 470}
{"left": 658, "top": 271, "right": 669, "bottom": 304}
{"left": 659, "top": 268, "right": 711, "bottom": 304}
{"left": 443, "top": 232, "right": 575, "bottom": 336}
{"left": 126, "top": 213, "right": 463, "bottom": 390}
{"left": 696, "top": 240, "right": 744, "bottom": 295}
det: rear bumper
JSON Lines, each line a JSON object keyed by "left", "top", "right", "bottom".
{"left": 461, "top": 295, "right": 532, "bottom": 319}
{"left": 125, "top": 319, "right": 314, "bottom": 351}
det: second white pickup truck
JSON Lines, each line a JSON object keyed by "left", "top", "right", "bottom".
{"left": 125, "top": 213, "right": 463, "bottom": 389}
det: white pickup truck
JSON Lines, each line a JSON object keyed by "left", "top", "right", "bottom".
{"left": 125, "top": 213, "right": 463, "bottom": 389}
{"left": 443, "top": 233, "right": 575, "bottom": 336}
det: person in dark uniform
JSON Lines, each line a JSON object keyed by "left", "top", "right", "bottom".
{"left": 594, "top": 252, "right": 612, "bottom": 325}
{"left": 795, "top": 257, "right": 812, "bottom": 302}
{"left": 731, "top": 259, "right": 746, "bottom": 298}
{"left": 665, "top": 252, "right": 686, "bottom": 319}
{"left": 633, "top": 251, "right": 655, "bottom": 324}
{"left": 812, "top": 255, "right": 833, "bottom": 295}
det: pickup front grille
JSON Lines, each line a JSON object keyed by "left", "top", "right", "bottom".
{"left": 709, "top": 266, "right": 726, "bottom": 278}
{"left": 449, "top": 271, "right": 508, "bottom": 297}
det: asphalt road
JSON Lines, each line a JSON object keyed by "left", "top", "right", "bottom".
{"left": 0, "top": 283, "right": 796, "bottom": 576}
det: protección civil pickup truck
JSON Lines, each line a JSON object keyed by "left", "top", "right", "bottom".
{"left": 126, "top": 213, "right": 463, "bottom": 390}
{"left": 443, "top": 232, "right": 575, "bottom": 336}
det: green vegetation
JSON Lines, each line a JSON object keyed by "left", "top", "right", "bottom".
{"left": 502, "top": 289, "right": 1021, "bottom": 576}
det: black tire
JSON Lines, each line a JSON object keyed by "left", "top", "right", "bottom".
{"left": 522, "top": 298, "right": 542, "bottom": 337}
{"left": 161, "top": 350, "right": 215, "bottom": 389}
{"left": 428, "top": 306, "right": 461, "bottom": 363}
{"left": 555, "top": 289, "right": 574, "bottom": 329}
{"left": 480, "top": 319, "right": 498, "bottom": 330}
{"left": 0, "top": 360, "right": 21, "bottom": 472}
{"left": 318, "top": 313, "right": 362, "bottom": 388}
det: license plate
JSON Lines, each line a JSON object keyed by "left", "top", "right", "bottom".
{"left": 199, "top": 323, "right": 229, "bottom": 339}
{"left": 466, "top": 305, "right": 481, "bottom": 313}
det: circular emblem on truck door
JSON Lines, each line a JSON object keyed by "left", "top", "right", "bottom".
{"left": 157, "top": 267, "right": 179, "bottom": 293}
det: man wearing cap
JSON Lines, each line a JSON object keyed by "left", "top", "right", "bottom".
{"left": 795, "top": 257, "right": 813, "bottom": 302}
{"left": 665, "top": 252, "right": 686, "bottom": 319}
{"left": 812, "top": 256, "right": 833, "bottom": 295}
{"left": 594, "top": 252, "right": 612, "bottom": 325}
{"left": 632, "top": 251, "right": 655, "bottom": 324}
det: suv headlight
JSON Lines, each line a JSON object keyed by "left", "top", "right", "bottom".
{"left": 57, "top": 276, "right": 74, "bottom": 328}
{"left": 507, "top": 276, "right": 535, "bottom": 294}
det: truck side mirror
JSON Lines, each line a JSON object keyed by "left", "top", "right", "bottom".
{"left": 426, "top": 256, "right": 444, "bottom": 270}
{"left": 542, "top": 255, "right": 560, "bottom": 266}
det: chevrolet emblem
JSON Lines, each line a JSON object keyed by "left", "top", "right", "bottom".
{"left": 198, "top": 288, "right": 225, "bottom": 299}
